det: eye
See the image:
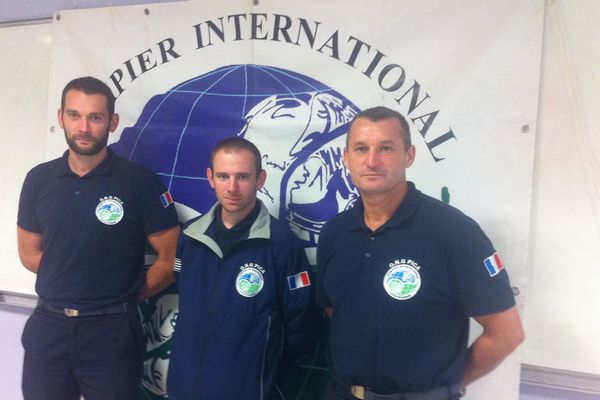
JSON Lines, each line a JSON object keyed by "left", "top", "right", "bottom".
{"left": 380, "top": 146, "right": 394, "bottom": 152}
{"left": 215, "top": 173, "right": 229, "bottom": 181}
{"left": 238, "top": 174, "right": 250, "bottom": 181}
{"left": 90, "top": 115, "right": 103, "bottom": 122}
{"left": 354, "top": 146, "right": 368, "bottom": 153}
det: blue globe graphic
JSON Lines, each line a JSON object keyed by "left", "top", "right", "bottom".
{"left": 98, "top": 204, "right": 115, "bottom": 213}
{"left": 240, "top": 272, "right": 260, "bottom": 284}
{"left": 110, "top": 64, "right": 360, "bottom": 249}
{"left": 389, "top": 271, "right": 415, "bottom": 283}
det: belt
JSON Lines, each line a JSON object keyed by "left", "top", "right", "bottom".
{"left": 38, "top": 301, "right": 135, "bottom": 317}
{"left": 348, "top": 384, "right": 460, "bottom": 400}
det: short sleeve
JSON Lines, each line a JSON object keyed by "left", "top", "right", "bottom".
{"left": 447, "top": 217, "right": 516, "bottom": 317}
{"left": 17, "top": 170, "right": 42, "bottom": 233}
{"left": 138, "top": 170, "right": 179, "bottom": 236}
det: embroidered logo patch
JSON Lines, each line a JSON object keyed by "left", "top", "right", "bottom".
{"left": 287, "top": 271, "right": 311, "bottom": 290}
{"left": 383, "top": 259, "right": 421, "bottom": 300}
{"left": 95, "top": 196, "right": 124, "bottom": 225}
{"left": 236, "top": 267, "right": 264, "bottom": 297}
{"left": 483, "top": 252, "right": 504, "bottom": 277}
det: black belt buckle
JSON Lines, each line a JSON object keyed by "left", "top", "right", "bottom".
{"left": 39, "top": 301, "right": 131, "bottom": 317}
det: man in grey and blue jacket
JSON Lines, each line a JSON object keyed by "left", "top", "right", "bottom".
{"left": 168, "top": 137, "right": 321, "bottom": 400}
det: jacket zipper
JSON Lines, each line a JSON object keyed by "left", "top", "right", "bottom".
{"left": 191, "top": 256, "right": 226, "bottom": 398}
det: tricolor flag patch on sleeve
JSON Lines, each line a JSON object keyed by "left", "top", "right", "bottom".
{"left": 160, "top": 191, "right": 174, "bottom": 207}
{"left": 287, "top": 271, "right": 311, "bottom": 290}
{"left": 483, "top": 252, "right": 504, "bottom": 277}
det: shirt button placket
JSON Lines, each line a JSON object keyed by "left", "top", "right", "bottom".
{"left": 365, "top": 234, "right": 375, "bottom": 259}
{"left": 74, "top": 179, "right": 82, "bottom": 200}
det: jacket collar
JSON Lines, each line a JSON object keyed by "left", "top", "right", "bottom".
{"left": 183, "top": 199, "right": 271, "bottom": 258}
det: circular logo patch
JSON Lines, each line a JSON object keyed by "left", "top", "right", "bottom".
{"left": 383, "top": 264, "right": 421, "bottom": 300}
{"left": 95, "top": 199, "right": 124, "bottom": 225}
{"left": 236, "top": 268, "right": 264, "bottom": 297}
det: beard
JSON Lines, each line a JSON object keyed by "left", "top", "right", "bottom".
{"left": 64, "top": 128, "right": 110, "bottom": 156}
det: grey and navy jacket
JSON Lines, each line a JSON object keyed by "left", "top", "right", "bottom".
{"left": 167, "top": 201, "right": 321, "bottom": 400}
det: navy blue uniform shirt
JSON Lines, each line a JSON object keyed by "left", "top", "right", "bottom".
{"left": 316, "top": 182, "right": 515, "bottom": 393}
{"left": 17, "top": 149, "right": 178, "bottom": 310}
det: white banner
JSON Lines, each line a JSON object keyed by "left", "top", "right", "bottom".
{"left": 47, "top": 1, "right": 544, "bottom": 398}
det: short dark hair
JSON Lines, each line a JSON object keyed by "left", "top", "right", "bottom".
{"left": 348, "top": 106, "right": 411, "bottom": 148}
{"left": 61, "top": 76, "right": 116, "bottom": 116}
{"left": 210, "top": 137, "right": 263, "bottom": 175}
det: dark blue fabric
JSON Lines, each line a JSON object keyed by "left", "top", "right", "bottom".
{"left": 17, "top": 149, "right": 178, "bottom": 310}
{"left": 316, "top": 182, "right": 515, "bottom": 394}
{"left": 21, "top": 306, "right": 144, "bottom": 400}
{"left": 168, "top": 204, "right": 321, "bottom": 400}
{"left": 214, "top": 202, "right": 260, "bottom": 256}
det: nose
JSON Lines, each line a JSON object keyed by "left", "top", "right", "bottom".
{"left": 226, "top": 177, "right": 239, "bottom": 192}
{"left": 365, "top": 148, "right": 380, "bottom": 168}
{"left": 77, "top": 116, "right": 91, "bottom": 132}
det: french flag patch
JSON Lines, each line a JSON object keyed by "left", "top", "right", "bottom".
{"left": 160, "top": 191, "right": 174, "bottom": 208}
{"left": 287, "top": 271, "right": 311, "bottom": 290}
{"left": 483, "top": 252, "right": 504, "bottom": 277}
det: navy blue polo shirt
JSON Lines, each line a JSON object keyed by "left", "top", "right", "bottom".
{"left": 316, "top": 182, "right": 515, "bottom": 394}
{"left": 17, "top": 149, "right": 178, "bottom": 310}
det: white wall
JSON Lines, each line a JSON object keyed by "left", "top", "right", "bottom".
{"left": 0, "top": 0, "right": 179, "bottom": 23}
{"left": 0, "top": 305, "right": 32, "bottom": 400}
{"left": 0, "top": 22, "right": 50, "bottom": 296}
{"left": 523, "top": 0, "right": 600, "bottom": 375}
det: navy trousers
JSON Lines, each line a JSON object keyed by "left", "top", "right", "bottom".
{"left": 21, "top": 305, "right": 144, "bottom": 400}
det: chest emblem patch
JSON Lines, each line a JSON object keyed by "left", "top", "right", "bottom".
{"left": 95, "top": 196, "right": 124, "bottom": 225}
{"left": 383, "top": 260, "right": 421, "bottom": 300}
{"left": 236, "top": 267, "right": 264, "bottom": 297}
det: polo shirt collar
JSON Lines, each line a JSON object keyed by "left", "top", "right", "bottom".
{"left": 214, "top": 202, "right": 261, "bottom": 235}
{"left": 57, "top": 148, "right": 117, "bottom": 177}
{"left": 351, "top": 181, "right": 422, "bottom": 232}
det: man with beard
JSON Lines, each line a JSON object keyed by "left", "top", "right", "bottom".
{"left": 17, "top": 76, "right": 180, "bottom": 400}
